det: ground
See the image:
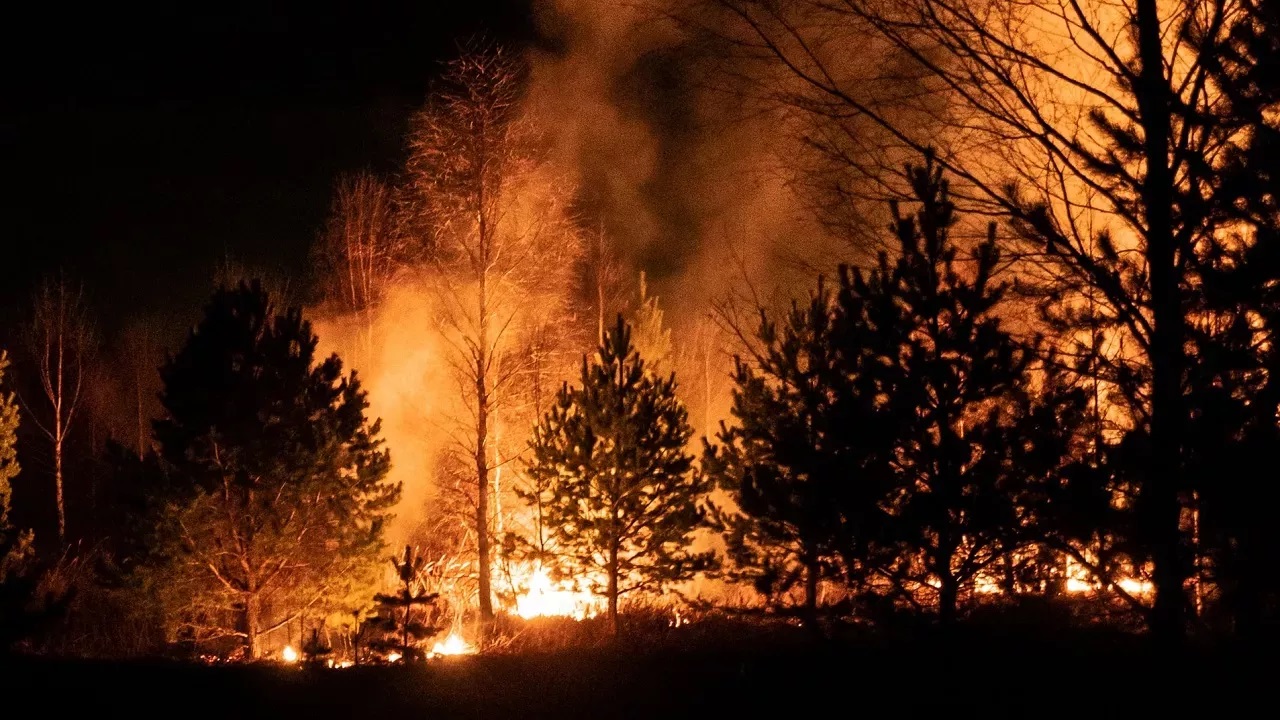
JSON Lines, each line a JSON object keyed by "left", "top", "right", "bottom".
{"left": 3, "top": 634, "right": 1269, "bottom": 717}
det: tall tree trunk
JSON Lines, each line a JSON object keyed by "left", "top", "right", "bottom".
{"left": 54, "top": 331, "right": 66, "bottom": 544}
{"left": 244, "top": 593, "right": 261, "bottom": 660}
{"left": 595, "top": 222, "right": 607, "bottom": 345}
{"left": 607, "top": 538, "right": 619, "bottom": 637}
{"left": 803, "top": 556, "right": 819, "bottom": 620}
{"left": 475, "top": 196, "right": 495, "bottom": 626}
{"left": 402, "top": 594, "right": 412, "bottom": 658}
{"left": 475, "top": 368, "right": 494, "bottom": 624}
{"left": 1136, "top": 0, "right": 1186, "bottom": 644}
{"left": 938, "top": 572, "right": 958, "bottom": 628}
{"left": 54, "top": 446, "right": 64, "bottom": 543}
{"left": 803, "top": 553, "right": 822, "bottom": 639}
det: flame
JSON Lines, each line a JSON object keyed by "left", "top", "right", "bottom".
{"left": 386, "top": 651, "right": 402, "bottom": 663}
{"left": 281, "top": 645, "right": 299, "bottom": 664}
{"left": 974, "top": 576, "right": 1002, "bottom": 594}
{"left": 431, "top": 632, "right": 475, "bottom": 657}
{"left": 1066, "top": 577, "right": 1094, "bottom": 593}
{"left": 1063, "top": 555, "right": 1154, "bottom": 596}
{"left": 513, "top": 566, "right": 603, "bottom": 620}
{"left": 1117, "top": 577, "right": 1154, "bottom": 596}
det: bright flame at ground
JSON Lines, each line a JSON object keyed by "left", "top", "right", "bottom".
{"left": 431, "top": 632, "right": 475, "bottom": 657}
{"left": 514, "top": 566, "right": 603, "bottom": 620}
{"left": 281, "top": 645, "right": 299, "bottom": 664}
{"left": 386, "top": 651, "right": 402, "bottom": 663}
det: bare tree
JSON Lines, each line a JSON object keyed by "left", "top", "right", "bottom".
{"left": 406, "top": 48, "right": 582, "bottom": 626}
{"left": 26, "top": 274, "right": 95, "bottom": 544}
{"left": 699, "top": 0, "right": 1268, "bottom": 641}
{"left": 585, "top": 222, "right": 630, "bottom": 344}
{"left": 315, "top": 171, "right": 406, "bottom": 370}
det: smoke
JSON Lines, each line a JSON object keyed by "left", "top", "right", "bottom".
{"left": 311, "top": 0, "right": 903, "bottom": 544}
{"left": 526, "top": 0, "right": 853, "bottom": 324}
{"left": 314, "top": 282, "right": 453, "bottom": 539}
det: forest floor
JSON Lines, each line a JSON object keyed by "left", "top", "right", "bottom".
{"left": 4, "top": 634, "right": 1272, "bottom": 718}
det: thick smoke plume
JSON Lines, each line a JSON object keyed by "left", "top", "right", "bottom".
{"left": 313, "top": 1, "right": 901, "bottom": 542}
{"left": 528, "top": 0, "right": 849, "bottom": 319}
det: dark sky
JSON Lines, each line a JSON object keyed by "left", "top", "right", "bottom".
{"left": 2, "top": 0, "right": 535, "bottom": 342}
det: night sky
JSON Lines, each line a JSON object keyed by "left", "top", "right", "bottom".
{"left": 2, "top": 0, "right": 535, "bottom": 341}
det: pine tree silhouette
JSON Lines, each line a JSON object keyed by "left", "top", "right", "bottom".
{"left": 369, "top": 546, "right": 439, "bottom": 662}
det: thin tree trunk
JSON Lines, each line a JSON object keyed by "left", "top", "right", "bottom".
{"left": 476, "top": 369, "right": 493, "bottom": 624}
{"left": 402, "top": 594, "right": 412, "bottom": 659}
{"left": 475, "top": 179, "right": 495, "bottom": 626}
{"left": 55, "top": 325, "right": 66, "bottom": 543}
{"left": 596, "top": 222, "right": 607, "bottom": 344}
{"left": 136, "top": 365, "right": 146, "bottom": 456}
{"left": 245, "top": 593, "right": 261, "bottom": 660}
{"left": 54, "top": 436, "right": 64, "bottom": 543}
{"left": 1136, "top": 0, "right": 1186, "bottom": 645}
{"left": 607, "top": 539, "right": 619, "bottom": 637}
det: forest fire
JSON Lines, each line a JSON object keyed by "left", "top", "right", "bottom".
{"left": 6, "top": 0, "right": 1278, "bottom": 696}
{"left": 513, "top": 566, "right": 604, "bottom": 621}
{"left": 430, "top": 632, "right": 475, "bottom": 657}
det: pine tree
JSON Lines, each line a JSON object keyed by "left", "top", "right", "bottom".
{"left": 860, "top": 159, "right": 1086, "bottom": 625}
{"left": 710, "top": 0, "right": 1279, "bottom": 644}
{"left": 704, "top": 278, "right": 890, "bottom": 625}
{"left": 526, "top": 316, "right": 713, "bottom": 635}
{"left": 368, "top": 546, "right": 439, "bottom": 662}
{"left": 151, "top": 280, "right": 399, "bottom": 659}
{"left": 1187, "top": 0, "right": 1280, "bottom": 635}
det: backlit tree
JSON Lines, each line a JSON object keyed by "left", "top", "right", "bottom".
{"left": 25, "top": 273, "right": 94, "bottom": 544}
{"left": 705, "top": 276, "right": 886, "bottom": 625}
{"left": 858, "top": 161, "right": 1087, "bottom": 624}
{"left": 526, "top": 316, "right": 713, "bottom": 635}
{"left": 314, "top": 170, "right": 406, "bottom": 372}
{"left": 405, "top": 47, "right": 581, "bottom": 625}
{"left": 368, "top": 545, "right": 440, "bottom": 662}
{"left": 705, "top": 0, "right": 1279, "bottom": 642}
{"left": 152, "top": 281, "right": 398, "bottom": 659}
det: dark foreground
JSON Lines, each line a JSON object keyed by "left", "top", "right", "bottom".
{"left": 3, "top": 636, "right": 1273, "bottom": 718}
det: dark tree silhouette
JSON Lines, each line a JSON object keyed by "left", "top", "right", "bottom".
{"left": 712, "top": 159, "right": 1088, "bottom": 626}
{"left": 301, "top": 628, "right": 333, "bottom": 666}
{"left": 151, "top": 281, "right": 398, "bottom": 658}
{"left": 525, "top": 316, "right": 713, "bottom": 635}
{"left": 1187, "top": 0, "right": 1280, "bottom": 634}
{"left": 707, "top": 0, "right": 1277, "bottom": 643}
{"left": 369, "top": 545, "right": 439, "bottom": 663}
{"left": 705, "top": 277, "right": 889, "bottom": 626}
{"left": 860, "top": 160, "right": 1087, "bottom": 624}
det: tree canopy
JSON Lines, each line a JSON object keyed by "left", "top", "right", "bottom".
{"left": 150, "top": 280, "right": 398, "bottom": 658}
{"left": 526, "top": 316, "right": 713, "bottom": 634}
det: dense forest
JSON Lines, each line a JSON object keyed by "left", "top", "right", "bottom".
{"left": 2, "top": 0, "right": 1279, "bottom": 665}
